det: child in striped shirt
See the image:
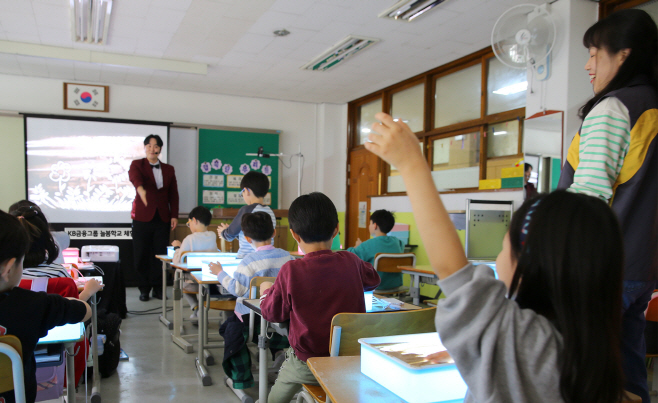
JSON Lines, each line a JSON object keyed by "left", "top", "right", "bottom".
{"left": 217, "top": 171, "right": 276, "bottom": 258}
{"left": 209, "top": 211, "right": 291, "bottom": 389}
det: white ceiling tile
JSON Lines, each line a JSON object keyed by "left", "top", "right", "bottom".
{"left": 32, "top": 3, "right": 70, "bottom": 30}
{"left": 270, "top": 0, "right": 315, "bottom": 16}
{"left": 6, "top": 33, "right": 41, "bottom": 43}
{"left": 46, "top": 59, "right": 75, "bottom": 79}
{"left": 38, "top": 28, "right": 73, "bottom": 48}
{"left": 143, "top": 7, "right": 186, "bottom": 33}
{"left": 151, "top": 0, "right": 193, "bottom": 11}
{"left": 232, "top": 33, "right": 274, "bottom": 54}
{"left": 136, "top": 31, "right": 174, "bottom": 52}
{"left": 123, "top": 69, "right": 155, "bottom": 86}
{"left": 112, "top": 1, "right": 152, "bottom": 18}
{"left": 16, "top": 55, "right": 50, "bottom": 77}
{"left": 0, "top": 0, "right": 34, "bottom": 14}
{"left": 73, "top": 62, "right": 102, "bottom": 82}
{"left": 247, "top": 11, "right": 299, "bottom": 36}
{"left": 109, "top": 16, "right": 147, "bottom": 38}
{"left": 0, "top": 12, "right": 38, "bottom": 34}
{"left": 104, "top": 35, "right": 139, "bottom": 54}
{"left": 0, "top": 54, "right": 23, "bottom": 75}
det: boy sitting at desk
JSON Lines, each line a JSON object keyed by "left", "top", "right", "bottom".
{"left": 347, "top": 209, "right": 405, "bottom": 290}
{"left": 172, "top": 206, "right": 218, "bottom": 322}
{"left": 217, "top": 171, "right": 276, "bottom": 259}
{"left": 209, "top": 211, "right": 292, "bottom": 389}
{"left": 0, "top": 210, "right": 92, "bottom": 403}
{"left": 259, "top": 192, "right": 381, "bottom": 403}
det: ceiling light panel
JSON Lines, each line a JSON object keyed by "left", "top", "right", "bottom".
{"left": 301, "top": 35, "right": 379, "bottom": 72}
{"left": 379, "top": 0, "right": 448, "bottom": 22}
{"left": 70, "top": 0, "right": 113, "bottom": 44}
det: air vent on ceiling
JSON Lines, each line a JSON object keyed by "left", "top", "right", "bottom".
{"left": 301, "top": 35, "right": 379, "bottom": 72}
{"left": 379, "top": 0, "right": 448, "bottom": 22}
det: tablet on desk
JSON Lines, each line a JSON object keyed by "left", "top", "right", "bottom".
{"left": 38, "top": 322, "right": 85, "bottom": 345}
{"left": 201, "top": 261, "right": 239, "bottom": 277}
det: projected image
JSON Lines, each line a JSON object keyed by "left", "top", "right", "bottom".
{"left": 26, "top": 117, "right": 168, "bottom": 223}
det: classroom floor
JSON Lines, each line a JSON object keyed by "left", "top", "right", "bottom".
{"left": 55, "top": 287, "right": 658, "bottom": 403}
{"left": 72, "top": 287, "right": 263, "bottom": 403}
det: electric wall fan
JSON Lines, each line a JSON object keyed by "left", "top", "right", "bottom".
{"left": 491, "top": 3, "right": 556, "bottom": 80}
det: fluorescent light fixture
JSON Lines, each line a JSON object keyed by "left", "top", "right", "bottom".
{"left": 492, "top": 81, "right": 528, "bottom": 95}
{"left": 70, "top": 0, "right": 113, "bottom": 44}
{"left": 378, "top": 0, "right": 448, "bottom": 22}
{"left": 361, "top": 128, "right": 371, "bottom": 133}
{"left": 301, "top": 35, "right": 379, "bottom": 72}
{"left": 493, "top": 131, "right": 507, "bottom": 135}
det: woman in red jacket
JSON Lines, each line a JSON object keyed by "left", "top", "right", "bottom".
{"left": 129, "top": 134, "right": 179, "bottom": 301}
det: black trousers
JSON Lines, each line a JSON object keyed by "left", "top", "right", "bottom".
{"left": 132, "top": 215, "right": 169, "bottom": 293}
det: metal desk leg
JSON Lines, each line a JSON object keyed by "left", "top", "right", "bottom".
{"left": 91, "top": 293, "right": 101, "bottom": 403}
{"left": 65, "top": 342, "right": 76, "bottom": 403}
{"left": 195, "top": 284, "right": 212, "bottom": 386}
{"left": 410, "top": 274, "right": 421, "bottom": 306}
{"left": 159, "top": 261, "right": 172, "bottom": 329}
{"left": 171, "top": 269, "right": 194, "bottom": 353}
{"left": 258, "top": 316, "right": 269, "bottom": 402}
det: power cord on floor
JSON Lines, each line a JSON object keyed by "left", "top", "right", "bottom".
{"left": 127, "top": 307, "right": 173, "bottom": 315}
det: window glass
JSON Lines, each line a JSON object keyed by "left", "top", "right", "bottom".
{"left": 487, "top": 120, "right": 520, "bottom": 158}
{"left": 430, "top": 131, "right": 480, "bottom": 190}
{"left": 387, "top": 142, "right": 424, "bottom": 192}
{"left": 391, "top": 83, "right": 424, "bottom": 133}
{"left": 435, "top": 64, "right": 481, "bottom": 127}
{"left": 358, "top": 98, "right": 382, "bottom": 145}
{"left": 487, "top": 57, "right": 526, "bottom": 115}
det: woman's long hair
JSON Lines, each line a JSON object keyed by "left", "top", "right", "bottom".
{"left": 579, "top": 9, "right": 658, "bottom": 119}
{"left": 9, "top": 206, "right": 59, "bottom": 267}
{"left": 508, "top": 191, "right": 624, "bottom": 403}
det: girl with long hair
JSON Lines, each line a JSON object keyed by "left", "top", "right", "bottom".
{"left": 557, "top": 9, "right": 658, "bottom": 401}
{"left": 366, "top": 112, "right": 625, "bottom": 402}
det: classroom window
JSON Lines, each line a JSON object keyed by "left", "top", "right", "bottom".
{"left": 391, "top": 83, "right": 425, "bottom": 133}
{"left": 487, "top": 119, "right": 520, "bottom": 158}
{"left": 358, "top": 98, "right": 383, "bottom": 145}
{"left": 434, "top": 63, "right": 482, "bottom": 128}
{"left": 487, "top": 57, "right": 527, "bottom": 115}
{"left": 430, "top": 131, "right": 481, "bottom": 190}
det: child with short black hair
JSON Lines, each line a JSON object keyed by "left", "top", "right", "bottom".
{"left": 209, "top": 211, "right": 292, "bottom": 389}
{"left": 347, "top": 209, "right": 405, "bottom": 290}
{"left": 172, "top": 206, "right": 217, "bottom": 321}
{"left": 0, "top": 210, "right": 92, "bottom": 403}
{"left": 217, "top": 171, "right": 276, "bottom": 258}
{"left": 259, "top": 192, "right": 380, "bottom": 403}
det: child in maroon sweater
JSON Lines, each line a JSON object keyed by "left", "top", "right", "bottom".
{"left": 260, "top": 192, "right": 380, "bottom": 403}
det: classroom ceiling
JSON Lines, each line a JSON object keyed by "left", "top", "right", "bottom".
{"left": 0, "top": 0, "right": 545, "bottom": 104}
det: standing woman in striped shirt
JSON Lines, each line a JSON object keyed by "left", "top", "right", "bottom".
{"left": 557, "top": 9, "right": 658, "bottom": 402}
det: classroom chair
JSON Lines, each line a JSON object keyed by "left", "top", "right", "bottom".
{"left": 372, "top": 253, "right": 415, "bottom": 298}
{"left": 0, "top": 335, "right": 26, "bottom": 403}
{"left": 297, "top": 307, "right": 437, "bottom": 403}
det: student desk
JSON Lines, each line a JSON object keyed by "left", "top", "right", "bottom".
{"left": 241, "top": 298, "right": 419, "bottom": 403}
{"left": 169, "top": 262, "right": 201, "bottom": 353}
{"left": 155, "top": 254, "right": 174, "bottom": 330}
{"left": 307, "top": 356, "right": 406, "bottom": 403}
{"left": 398, "top": 265, "right": 437, "bottom": 306}
{"left": 37, "top": 322, "right": 85, "bottom": 403}
{"left": 190, "top": 271, "right": 232, "bottom": 386}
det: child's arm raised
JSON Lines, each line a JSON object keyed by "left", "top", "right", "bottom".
{"left": 366, "top": 113, "right": 468, "bottom": 280}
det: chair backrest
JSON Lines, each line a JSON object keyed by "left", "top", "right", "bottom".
{"left": 0, "top": 335, "right": 26, "bottom": 402}
{"left": 248, "top": 277, "right": 277, "bottom": 299}
{"left": 329, "top": 307, "right": 437, "bottom": 356}
{"left": 373, "top": 253, "right": 416, "bottom": 273}
{"left": 19, "top": 277, "right": 79, "bottom": 298}
{"left": 645, "top": 291, "right": 658, "bottom": 322}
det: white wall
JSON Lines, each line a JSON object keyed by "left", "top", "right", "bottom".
{"left": 0, "top": 115, "right": 25, "bottom": 211}
{"left": 525, "top": 0, "right": 598, "bottom": 158}
{"left": 0, "top": 74, "right": 348, "bottom": 210}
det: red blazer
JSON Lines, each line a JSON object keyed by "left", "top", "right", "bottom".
{"left": 129, "top": 158, "right": 179, "bottom": 223}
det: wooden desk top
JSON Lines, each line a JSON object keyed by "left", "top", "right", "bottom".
{"left": 398, "top": 265, "right": 435, "bottom": 275}
{"left": 155, "top": 255, "right": 172, "bottom": 262}
{"left": 307, "top": 356, "right": 405, "bottom": 403}
{"left": 169, "top": 262, "right": 202, "bottom": 272}
{"left": 191, "top": 272, "right": 220, "bottom": 284}
{"left": 372, "top": 296, "right": 421, "bottom": 311}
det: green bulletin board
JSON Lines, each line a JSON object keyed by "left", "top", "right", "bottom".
{"left": 197, "top": 128, "right": 279, "bottom": 209}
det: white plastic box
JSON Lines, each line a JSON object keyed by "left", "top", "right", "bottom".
{"left": 359, "top": 332, "right": 467, "bottom": 403}
{"left": 81, "top": 245, "right": 119, "bottom": 262}
{"left": 167, "top": 246, "right": 175, "bottom": 258}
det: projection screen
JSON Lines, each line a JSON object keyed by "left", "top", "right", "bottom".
{"left": 25, "top": 116, "right": 169, "bottom": 223}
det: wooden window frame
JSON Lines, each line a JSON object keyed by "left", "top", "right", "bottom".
{"left": 599, "top": 0, "right": 654, "bottom": 19}
{"left": 348, "top": 46, "right": 527, "bottom": 195}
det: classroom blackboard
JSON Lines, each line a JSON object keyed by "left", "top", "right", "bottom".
{"left": 197, "top": 128, "right": 279, "bottom": 209}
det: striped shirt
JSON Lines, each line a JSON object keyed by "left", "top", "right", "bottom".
{"left": 220, "top": 203, "right": 276, "bottom": 258}
{"left": 216, "top": 245, "right": 292, "bottom": 315}
{"left": 22, "top": 263, "right": 72, "bottom": 279}
{"left": 568, "top": 97, "right": 631, "bottom": 200}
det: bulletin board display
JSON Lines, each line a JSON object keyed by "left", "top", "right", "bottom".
{"left": 197, "top": 128, "right": 279, "bottom": 209}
